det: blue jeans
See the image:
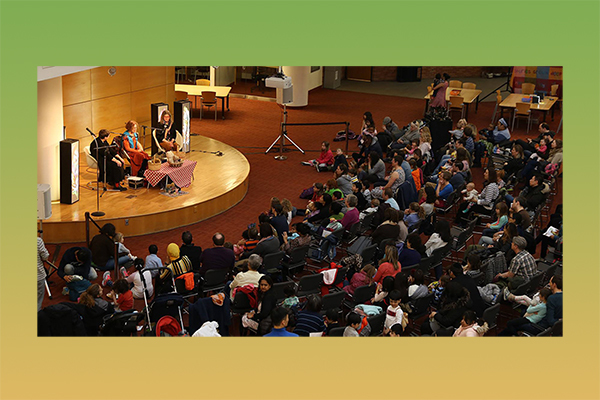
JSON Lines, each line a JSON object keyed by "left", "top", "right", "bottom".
{"left": 99, "top": 256, "right": 132, "bottom": 271}
{"left": 432, "top": 155, "right": 452, "bottom": 176}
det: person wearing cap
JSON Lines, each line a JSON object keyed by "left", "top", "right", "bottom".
{"left": 159, "top": 243, "right": 192, "bottom": 281}
{"left": 495, "top": 236, "right": 537, "bottom": 293}
{"left": 485, "top": 118, "right": 511, "bottom": 144}
{"left": 382, "top": 116, "right": 401, "bottom": 137}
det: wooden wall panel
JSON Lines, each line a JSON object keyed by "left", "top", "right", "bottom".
{"left": 63, "top": 102, "right": 92, "bottom": 141}
{"left": 62, "top": 70, "right": 91, "bottom": 106}
{"left": 131, "top": 66, "right": 167, "bottom": 92}
{"left": 166, "top": 83, "right": 175, "bottom": 109}
{"left": 131, "top": 86, "right": 167, "bottom": 123}
{"left": 91, "top": 66, "right": 131, "bottom": 100}
{"left": 91, "top": 93, "right": 131, "bottom": 133}
{"left": 166, "top": 66, "right": 175, "bottom": 84}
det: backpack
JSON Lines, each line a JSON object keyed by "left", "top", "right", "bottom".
{"left": 233, "top": 285, "right": 258, "bottom": 309}
{"left": 67, "top": 279, "right": 91, "bottom": 302}
{"left": 175, "top": 272, "right": 195, "bottom": 292}
{"left": 300, "top": 186, "right": 314, "bottom": 199}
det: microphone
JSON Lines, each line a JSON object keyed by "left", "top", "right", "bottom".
{"left": 86, "top": 128, "right": 96, "bottom": 137}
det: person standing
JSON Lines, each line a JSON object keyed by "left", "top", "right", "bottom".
{"left": 37, "top": 236, "right": 50, "bottom": 311}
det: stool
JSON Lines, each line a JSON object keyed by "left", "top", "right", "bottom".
{"left": 128, "top": 176, "right": 144, "bottom": 189}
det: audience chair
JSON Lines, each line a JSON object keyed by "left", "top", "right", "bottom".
{"left": 521, "top": 83, "right": 536, "bottom": 95}
{"left": 490, "top": 90, "right": 503, "bottom": 124}
{"left": 272, "top": 281, "right": 297, "bottom": 304}
{"left": 462, "top": 82, "right": 476, "bottom": 89}
{"left": 482, "top": 303, "right": 501, "bottom": 334}
{"left": 320, "top": 291, "right": 346, "bottom": 314}
{"left": 434, "top": 326, "right": 455, "bottom": 336}
{"left": 326, "top": 267, "right": 349, "bottom": 293}
{"left": 512, "top": 102, "right": 532, "bottom": 133}
{"left": 281, "top": 246, "right": 309, "bottom": 279}
{"left": 416, "top": 256, "right": 434, "bottom": 277}
{"left": 328, "top": 326, "right": 345, "bottom": 336}
{"left": 200, "top": 268, "right": 229, "bottom": 296}
{"left": 200, "top": 91, "right": 218, "bottom": 121}
{"left": 448, "top": 80, "right": 463, "bottom": 88}
{"left": 367, "top": 311, "right": 386, "bottom": 336}
{"left": 196, "top": 79, "right": 211, "bottom": 86}
{"left": 448, "top": 96, "right": 465, "bottom": 120}
{"left": 343, "top": 284, "right": 376, "bottom": 310}
{"left": 230, "top": 291, "right": 253, "bottom": 315}
{"left": 296, "top": 274, "right": 323, "bottom": 298}
{"left": 407, "top": 293, "right": 434, "bottom": 333}
{"left": 358, "top": 244, "right": 378, "bottom": 267}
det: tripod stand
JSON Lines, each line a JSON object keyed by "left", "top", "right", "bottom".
{"left": 90, "top": 137, "right": 120, "bottom": 217}
{"left": 265, "top": 103, "right": 305, "bottom": 160}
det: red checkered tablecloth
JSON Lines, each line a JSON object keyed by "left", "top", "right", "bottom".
{"left": 144, "top": 160, "right": 197, "bottom": 188}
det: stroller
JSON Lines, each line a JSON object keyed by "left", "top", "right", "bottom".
{"left": 141, "top": 266, "right": 187, "bottom": 336}
{"left": 100, "top": 310, "right": 145, "bottom": 336}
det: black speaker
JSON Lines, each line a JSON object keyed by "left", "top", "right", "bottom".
{"left": 174, "top": 99, "right": 192, "bottom": 153}
{"left": 151, "top": 102, "right": 169, "bottom": 155}
{"left": 59, "top": 139, "right": 80, "bottom": 204}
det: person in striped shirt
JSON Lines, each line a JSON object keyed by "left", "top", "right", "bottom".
{"left": 37, "top": 236, "right": 49, "bottom": 311}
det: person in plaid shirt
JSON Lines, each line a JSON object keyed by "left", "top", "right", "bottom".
{"left": 495, "top": 236, "right": 537, "bottom": 293}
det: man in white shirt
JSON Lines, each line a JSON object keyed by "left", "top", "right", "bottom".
{"left": 383, "top": 187, "right": 399, "bottom": 211}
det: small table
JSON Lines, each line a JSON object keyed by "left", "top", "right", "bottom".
{"left": 499, "top": 94, "right": 558, "bottom": 123}
{"left": 144, "top": 159, "right": 197, "bottom": 188}
{"left": 424, "top": 87, "right": 482, "bottom": 119}
{"left": 175, "top": 84, "right": 232, "bottom": 120}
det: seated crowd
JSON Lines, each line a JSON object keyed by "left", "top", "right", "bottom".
{"left": 37, "top": 110, "right": 563, "bottom": 337}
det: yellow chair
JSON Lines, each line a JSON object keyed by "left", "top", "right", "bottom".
{"left": 200, "top": 91, "right": 218, "bottom": 121}
{"left": 449, "top": 80, "right": 462, "bottom": 88}
{"left": 521, "top": 83, "right": 535, "bottom": 95}
{"left": 196, "top": 79, "right": 211, "bottom": 86}
{"left": 448, "top": 96, "right": 465, "bottom": 120}
{"left": 512, "top": 102, "right": 531, "bottom": 133}
{"left": 491, "top": 90, "right": 503, "bottom": 124}
{"left": 462, "top": 82, "right": 476, "bottom": 89}
{"left": 550, "top": 84, "right": 559, "bottom": 96}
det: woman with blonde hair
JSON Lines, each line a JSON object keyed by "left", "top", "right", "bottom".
{"left": 123, "top": 120, "right": 151, "bottom": 176}
{"left": 419, "top": 126, "right": 432, "bottom": 162}
{"left": 343, "top": 264, "right": 376, "bottom": 295}
{"left": 281, "top": 198, "right": 295, "bottom": 225}
{"left": 373, "top": 244, "right": 402, "bottom": 284}
{"left": 403, "top": 202, "right": 426, "bottom": 229}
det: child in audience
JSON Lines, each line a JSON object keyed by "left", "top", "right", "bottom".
{"left": 449, "top": 119, "right": 467, "bottom": 140}
{"left": 114, "top": 232, "right": 136, "bottom": 261}
{"left": 281, "top": 198, "right": 295, "bottom": 225}
{"left": 329, "top": 201, "right": 345, "bottom": 221}
{"left": 144, "top": 244, "right": 163, "bottom": 278}
{"left": 389, "top": 323, "right": 403, "bottom": 337}
{"left": 371, "top": 275, "right": 395, "bottom": 308}
{"left": 498, "top": 288, "right": 552, "bottom": 336}
{"left": 359, "top": 198, "right": 379, "bottom": 220}
{"left": 343, "top": 312, "right": 362, "bottom": 337}
{"left": 462, "top": 253, "right": 482, "bottom": 278}
{"left": 408, "top": 269, "right": 428, "bottom": 300}
{"left": 428, "top": 274, "right": 450, "bottom": 307}
{"left": 383, "top": 290, "right": 404, "bottom": 335}
{"left": 480, "top": 202, "right": 509, "bottom": 239}
{"left": 407, "top": 140, "right": 419, "bottom": 155}
{"left": 282, "top": 285, "right": 299, "bottom": 309}
{"left": 351, "top": 181, "right": 368, "bottom": 210}
{"left": 344, "top": 264, "right": 376, "bottom": 296}
{"left": 534, "top": 138, "right": 548, "bottom": 159}
{"left": 107, "top": 278, "right": 133, "bottom": 312}
{"left": 125, "top": 258, "right": 154, "bottom": 299}
{"left": 333, "top": 148, "right": 348, "bottom": 172}
{"left": 419, "top": 127, "right": 433, "bottom": 161}
{"left": 403, "top": 202, "right": 425, "bottom": 229}
{"left": 361, "top": 179, "right": 372, "bottom": 202}
{"left": 324, "top": 308, "right": 341, "bottom": 336}
{"left": 462, "top": 182, "right": 479, "bottom": 202}
{"left": 409, "top": 159, "right": 423, "bottom": 192}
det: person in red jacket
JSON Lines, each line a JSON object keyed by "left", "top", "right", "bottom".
{"left": 302, "top": 141, "right": 334, "bottom": 171}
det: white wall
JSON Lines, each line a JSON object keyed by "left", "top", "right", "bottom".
{"left": 37, "top": 77, "right": 64, "bottom": 200}
{"left": 308, "top": 67, "right": 323, "bottom": 90}
{"left": 215, "top": 66, "right": 235, "bottom": 86}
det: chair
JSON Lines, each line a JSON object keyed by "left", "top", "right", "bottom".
{"left": 491, "top": 90, "right": 503, "bottom": 124}
{"left": 539, "top": 261, "right": 560, "bottom": 287}
{"left": 448, "top": 80, "right": 463, "bottom": 88}
{"left": 320, "top": 291, "right": 346, "bottom": 313}
{"left": 263, "top": 251, "right": 285, "bottom": 271}
{"left": 175, "top": 91, "right": 188, "bottom": 102}
{"left": 408, "top": 293, "right": 434, "bottom": 331}
{"left": 328, "top": 326, "right": 346, "bottom": 336}
{"left": 482, "top": 303, "right": 501, "bottom": 333}
{"left": 448, "top": 96, "right": 465, "bottom": 120}
{"left": 230, "top": 291, "right": 253, "bottom": 315}
{"left": 271, "top": 281, "right": 297, "bottom": 303}
{"left": 201, "top": 268, "right": 229, "bottom": 295}
{"left": 296, "top": 274, "right": 323, "bottom": 297}
{"left": 358, "top": 213, "right": 375, "bottom": 234}
{"left": 367, "top": 312, "right": 386, "bottom": 336}
{"left": 196, "top": 79, "right": 211, "bottom": 86}
{"left": 512, "top": 102, "right": 532, "bottom": 133}
{"left": 327, "top": 267, "right": 349, "bottom": 292}
{"left": 359, "top": 244, "right": 378, "bottom": 267}
{"left": 416, "top": 256, "right": 433, "bottom": 276}
{"left": 200, "top": 91, "right": 218, "bottom": 121}
{"left": 510, "top": 271, "right": 543, "bottom": 297}
{"left": 281, "top": 246, "right": 309, "bottom": 278}
{"left": 462, "top": 82, "right": 476, "bottom": 89}
{"left": 521, "top": 83, "right": 536, "bottom": 95}
{"left": 550, "top": 84, "right": 559, "bottom": 97}
{"left": 449, "top": 224, "right": 473, "bottom": 261}
{"left": 343, "top": 284, "right": 376, "bottom": 310}
{"left": 83, "top": 146, "right": 101, "bottom": 190}
{"left": 434, "top": 326, "right": 455, "bottom": 336}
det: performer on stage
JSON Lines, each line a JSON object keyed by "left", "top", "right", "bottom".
{"left": 156, "top": 110, "right": 179, "bottom": 152}
{"left": 123, "top": 120, "right": 151, "bottom": 177}
{"left": 90, "top": 129, "right": 127, "bottom": 191}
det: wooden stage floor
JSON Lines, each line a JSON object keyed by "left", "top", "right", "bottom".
{"left": 43, "top": 135, "right": 250, "bottom": 243}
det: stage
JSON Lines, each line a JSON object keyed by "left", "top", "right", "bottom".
{"left": 43, "top": 135, "right": 250, "bottom": 243}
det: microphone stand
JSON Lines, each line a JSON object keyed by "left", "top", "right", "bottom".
{"left": 90, "top": 138, "right": 119, "bottom": 217}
